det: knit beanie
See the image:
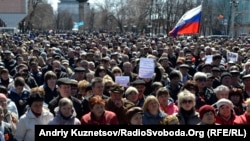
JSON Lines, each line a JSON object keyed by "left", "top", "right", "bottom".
{"left": 198, "top": 104, "right": 215, "bottom": 119}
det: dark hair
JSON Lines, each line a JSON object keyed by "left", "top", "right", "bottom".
{"left": 94, "top": 65, "right": 106, "bottom": 77}
{"left": 181, "top": 80, "right": 199, "bottom": 94}
{"left": 14, "top": 76, "right": 26, "bottom": 87}
{"left": 91, "top": 77, "right": 103, "bottom": 87}
{"left": 156, "top": 87, "right": 169, "bottom": 97}
{"left": 27, "top": 93, "right": 44, "bottom": 106}
{"left": 0, "top": 85, "right": 8, "bottom": 95}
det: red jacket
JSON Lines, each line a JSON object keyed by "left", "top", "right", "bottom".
{"left": 234, "top": 112, "right": 250, "bottom": 125}
{"left": 81, "top": 110, "right": 119, "bottom": 125}
{"left": 215, "top": 113, "right": 237, "bottom": 125}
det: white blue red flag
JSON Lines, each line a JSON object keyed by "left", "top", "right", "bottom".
{"left": 169, "top": 5, "right": 202, "bottom": 37}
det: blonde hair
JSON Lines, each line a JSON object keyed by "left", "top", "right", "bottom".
{"left": 177, "top": 89, "right": 196, "bottom": 109}
{"left": 103, "top": 75, "right": 114, "bottom": 85}
{"left": 245, "top": 98, "right": 250, "bottom": 106}
{"left": 142, "top": 95, "right": 160, "bottom": 111}
{"left": 163, "top": 115, "right": 180, "bottom": 125}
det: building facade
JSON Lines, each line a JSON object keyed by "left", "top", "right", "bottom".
{"left": 0, "top": 0, "right": 28, "bottom": 27}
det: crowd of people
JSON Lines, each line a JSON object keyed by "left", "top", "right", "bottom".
{"left": 0, "top": 31, "right": 249, "bottom": 140}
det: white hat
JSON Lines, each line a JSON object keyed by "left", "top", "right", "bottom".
{"left": 125, "top": 86, "right": 138, "bottom": 97}
{"left": 215, "top": 98, "right": 234, "bottom": 110}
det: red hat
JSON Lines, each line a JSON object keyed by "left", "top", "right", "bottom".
{"left": 198, "top": 104, "right": 215, "bottom": 119}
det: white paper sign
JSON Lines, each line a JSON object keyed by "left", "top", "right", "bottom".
{"left": 227, "top": 52, "right": 238, "bottom": 63}
{"left": 138, "top": 58, "right": 155, "bottom": 78}
{"left": 205, "top": 55, "right": 213, "bottom": 64}
{"left": 115, "top": 76, "right": 130, "bottom": 87}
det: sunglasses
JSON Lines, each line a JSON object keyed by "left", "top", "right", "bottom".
{"left": 182, "top": 99, "right": 193, "bottom": 104}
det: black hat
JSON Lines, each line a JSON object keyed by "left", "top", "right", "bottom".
{"left": 74, "top": 67, "right": 86, "bottom": 72}
{"left": 109, "top": 84, "right": 124, "bottom": 94}
{"left": 57, "top": 77, "right": 73, "bottom": 85}
{"left": 202, "top": 63, "right": 212, "bottom": 68}
{"left": 212, "top": 67, "right": 220, "bottom": 72}
{"left": 220, "top": 72, "right": 232, "bottom": 80}
{"left": 131, "top": 79, "right": 146, "bottom": 86}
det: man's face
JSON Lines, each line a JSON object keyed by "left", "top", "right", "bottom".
{"left": 58, "top": 84, "right": 71, "bottom": 97}
{"left": 92, "top": 82, "right": 104, "bottom": 96}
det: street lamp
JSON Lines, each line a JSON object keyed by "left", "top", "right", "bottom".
{"left": 229, "top": 0, "right": 239, "bottom": 38}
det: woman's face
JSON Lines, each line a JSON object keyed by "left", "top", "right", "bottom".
{"left": 31, "top": 101, "right": 43, "bottom": 114}
{"left": 230, "top": 95, "right": 241, "bottom": 105}
{"left": 157, "top": 94, "right": 169, "bottom": 106}
{"left": 130, "top": 113, "right": 143, "bottom": 125}
{"left": 91, "top": 104, "right": 105, "bottom": 118}
{"left": 60, "top": 103, "right": 73, "bottom": 117}
{"left": 218, "top": 105, "right": 231, "bottom": 118}
{"left": 1, "top": 72, "right": 9, "bottom": 80}
{"left": 181, "top": 99, "right": 194, "bottom": 111}
{"left": 147, "top": 100, "right": 159, "bottom": 114}
{"left": 47, "top": 78, "right": 57, "bottom": 86}
{"left": 126, "top": 92, "right": 139, "bottom": 103}
{"left": 201, "top": 111, "right": 215, "bottom": 125}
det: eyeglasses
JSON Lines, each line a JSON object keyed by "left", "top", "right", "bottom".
{"left": 196, "top": 78, "right": 207, "bottom": 82}
{"left": 182, "top": 99, "right": 193, "bottom": 104}
{"left": 113, "top": 71, "right": 121, "bottom": 73}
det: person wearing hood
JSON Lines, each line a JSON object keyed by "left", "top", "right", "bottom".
{"left": 48, "top": 97, "right": 80, "bottom": 125}
{"left": 214, "top": 98, "right": 238, "bottom": 125}
{"left": 156, "top": 87, "right": 178, "bottom": 115}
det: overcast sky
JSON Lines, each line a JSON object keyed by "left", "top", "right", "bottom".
{"left": 48, "top": 0, "right": 105, "bottom": 11}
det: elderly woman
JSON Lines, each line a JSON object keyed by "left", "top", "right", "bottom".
{"left": 214, "top": 84, "right": 230, "bottom": 101}
{"left": 197, "top": 104, "right": 218, "bottom": 125}
{"left": 193, "top": 72, "right": 216, "bottom": 105}
{"left": 175, "top": 89, "right": 200, "bottom": 125}
{"left": 142, "top": 95, "right": 167, "bottom": 125}
{"left": 124, "top": 86, "right": 139, "bottom": 106}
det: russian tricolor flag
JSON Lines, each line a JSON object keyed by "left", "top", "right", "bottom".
{"left": 169, "top": 5, "right": 202, "bottom": 37}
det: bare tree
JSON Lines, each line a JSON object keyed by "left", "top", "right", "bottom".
{"left": 56, "top": 10, "right": 74, "bottom": 30}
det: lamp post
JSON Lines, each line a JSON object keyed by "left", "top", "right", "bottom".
{"left": 229, "top": 0, "right": 239, "bottom": 38}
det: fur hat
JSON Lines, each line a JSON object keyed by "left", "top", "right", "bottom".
{"left": 215, "top": 98, "right": 234, "bottom": 110}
